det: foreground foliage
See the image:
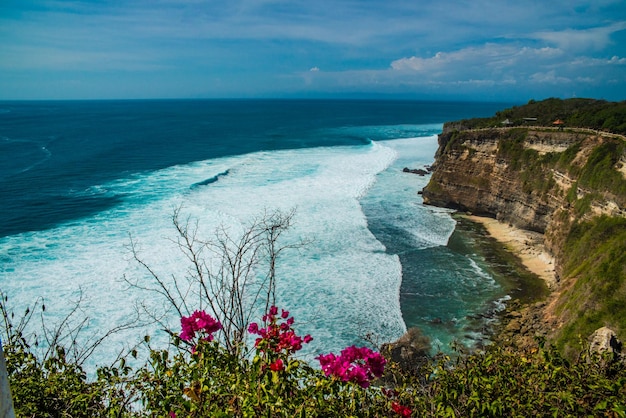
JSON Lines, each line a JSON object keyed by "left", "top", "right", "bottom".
{"left": 4, "top": 203, "right": 626, "bottom": 416}
{"left": 3, "top": 300, "right": 626, "bottom": 417}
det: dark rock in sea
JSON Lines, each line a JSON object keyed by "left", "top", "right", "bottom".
{"left": 402, "top": 167, "right": 428, "bottom": 176}
{"left": 381, "top": 327, "right": 431, "bottom": 375}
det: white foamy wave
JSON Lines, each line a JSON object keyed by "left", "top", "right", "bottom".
{"left": 494, "top": 295, "right": 512, "bottom": 312}
{"left": 0, "top": 141, "right": 404, "bottom": 368}
{"left": 467, "top": 258, "right": 495, "bottom": 283}
{"left": 362, "top": 135, "right": 457, "bottom": 250}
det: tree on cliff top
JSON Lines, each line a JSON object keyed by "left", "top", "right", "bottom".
{"left": 456, "top": 98, "right": 626, "bottom": 134}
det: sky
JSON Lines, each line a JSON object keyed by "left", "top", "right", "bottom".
{"left": 1, "top": 0, "right": 626, "bottom": 101}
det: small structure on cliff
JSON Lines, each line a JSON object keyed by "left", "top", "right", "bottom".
{"left": 553, "top": 119, "right": 565, "bottom": 130}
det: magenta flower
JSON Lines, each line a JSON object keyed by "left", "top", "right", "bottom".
{"left": 248, "top": 322, "right": 259, "bottom": 334}
{"left": 179, "top": 310, "right": 222, "bottom": 342}
{"left": 391, "top": 402, "right": 412, "bottom": 417}
{"left": 317, "top": 345, "right": 386, "bottom": 388}
{"left": 249, "top": 306, "right": 312, "bottom": 355}
{"left": 269, "top": 358, "right": 285, "bottom": 371}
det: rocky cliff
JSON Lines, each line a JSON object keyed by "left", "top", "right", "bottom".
{"left": 423, "top": 124, "right": 626, "bottom": 357}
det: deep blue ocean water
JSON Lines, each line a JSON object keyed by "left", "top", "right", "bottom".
{"left": 0, "top": 99, "right": 511, "bottom": 367}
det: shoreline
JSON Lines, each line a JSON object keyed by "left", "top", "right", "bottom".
{"left": 456, "top": 214, "right": 559, "bottom": 350}
{"left": 462, "top": 215, "right": 557, "bottom": 290}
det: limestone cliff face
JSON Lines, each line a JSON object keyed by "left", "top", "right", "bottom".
{"left": 425, "top": 129, "right": 554, "bottom": 232}
{"left": 423, "top": 125, "right": 626, "bottom": 356}
{"left": 423, "top": 126, "right": 626, "bottom": 273}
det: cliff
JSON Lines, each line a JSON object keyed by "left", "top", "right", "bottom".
{"left": 423, "top": 115, "right": 626, "bottom": 357}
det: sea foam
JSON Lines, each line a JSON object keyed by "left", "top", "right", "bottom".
{"left": 1, "top": 139, "right": 409, "bottom": 367}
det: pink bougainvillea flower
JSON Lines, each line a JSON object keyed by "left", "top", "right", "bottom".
{"left": 391, "top": 401, "right": 412, "bottom": 417}
{"left": 249, "top": 306, "right": 312, "bottom": 355}
{"left": 317, "top": 345, "right": 386, "bottom": 388}
{"left": 269, "top": 358, "right": 285, "bottom": 371}
{"left": 179, "top": 310, "right": 222, "bottom": 342}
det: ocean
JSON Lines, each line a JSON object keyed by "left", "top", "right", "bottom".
{"left": 0, "top": 99, "right": 511, "bottom": 368}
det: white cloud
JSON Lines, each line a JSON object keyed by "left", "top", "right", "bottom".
{"left": 529, "top": 71, "right": 571, "bottom": 84}
{"left": 608, "top": 56, "right": 626, "bottom": 64}
{"left": 390, "top": 44, "right": 564, "bottom": 77}
{"left": 309, "top": 67, "right": 320, "bottom": 72}
{"left": 292, "top": 39, "right": 622, "bottom": 99}
{"left": 531, "top": 21, "right": 626, "bottom": 52}
{"left": 569, "top": 55, "right": 626, "bottom": 68}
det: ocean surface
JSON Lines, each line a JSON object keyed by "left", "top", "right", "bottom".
{"left": 0, "top": 99, "right": 511, "bottom": 367}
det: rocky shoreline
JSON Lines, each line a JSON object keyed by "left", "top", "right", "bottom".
{"left": 462, "top": 214, "right": 622, "bottom": 359}
{"left": 459, "top": 214, "right": 562, "bottom": 351}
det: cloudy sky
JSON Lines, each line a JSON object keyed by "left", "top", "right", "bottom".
{"left": 1, "top": 0, "right": 625, "bottom": 101}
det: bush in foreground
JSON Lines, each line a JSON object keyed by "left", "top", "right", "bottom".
{"left": 4, "top": 303, "right": 626, "bottom": 417}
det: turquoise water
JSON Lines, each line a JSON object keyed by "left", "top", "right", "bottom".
{"left": 0, "top": 99, "right": 511, "bottom": 367}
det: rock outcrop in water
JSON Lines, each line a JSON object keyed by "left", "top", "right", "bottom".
{"left": 422, "top": 98, "right": 626, "bottom": 357}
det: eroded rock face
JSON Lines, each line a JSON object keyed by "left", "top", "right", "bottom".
{"left": 381, "top": 327, "right": 431, "bottom": 375}
{"left": 423, "top": 125, "right": 626, "bottom": 354}
{"left": 424, "top": 129, "right": 564, "bottom": 233}
{"left": 423, "top": 127, "right": 625, "bottom": 265}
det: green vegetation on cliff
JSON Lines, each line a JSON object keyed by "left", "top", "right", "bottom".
{"left": 495, "top": 128, "right": 560, "bottom": 195}
{"left": 577, "top": 140, "right": 626, "bottom": 201}
{"left": 426, "top": 97, "right": 626, "bottom": 362}
{"left": 443, "top": 126, "right": 626, "bottom": 209}
{"left": 557, "top": 216, "right": 626, "bottom": 358}
{"left": 451, "top": 98, "right": 626, "bottom": 134}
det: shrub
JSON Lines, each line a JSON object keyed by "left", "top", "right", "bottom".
{"left": 134, "top": 306, "right": 403, "bottom": 417}
{"left": 4, "top": 299, "right": 626, "bottom": 417}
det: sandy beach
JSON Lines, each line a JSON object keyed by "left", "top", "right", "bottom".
{"left": 463, "top": 215, "right": 557, "bottom": 289}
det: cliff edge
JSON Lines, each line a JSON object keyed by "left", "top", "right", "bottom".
{"left": 422, "top": 98, "right": 626, "bottom": 357}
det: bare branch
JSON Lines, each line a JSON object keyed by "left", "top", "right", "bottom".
{"left": 126, "top": 206, "right": 304, "bottom": 357}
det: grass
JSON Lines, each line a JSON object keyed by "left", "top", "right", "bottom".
{"left": 555, "top": 216, "right": 626, "bottom": 357}
{"left": 578, "top": 140, "right": 626, "bottom": 202}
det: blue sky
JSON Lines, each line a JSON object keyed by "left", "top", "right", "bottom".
{"left": 1, "top": 0, "right": 625, "bottom": 101}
